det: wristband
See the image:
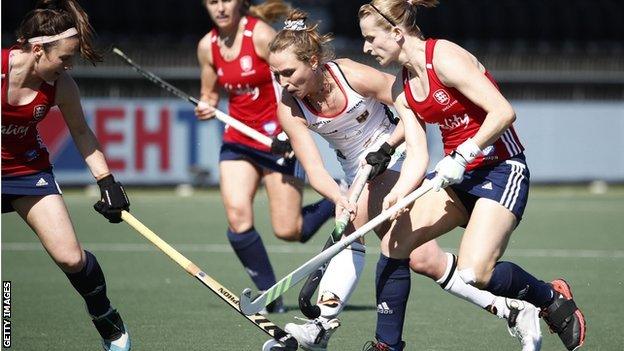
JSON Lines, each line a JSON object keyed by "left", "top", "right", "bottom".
{"left": 455, "top": 138, "right": 482, "bottom": 163}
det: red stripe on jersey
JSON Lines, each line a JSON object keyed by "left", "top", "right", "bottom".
{"left": 300, "top": 63, "right": 348, "bottom": 118}
{"left": 2, "top": 47, "right": 55, "bottom": 176}
{"left": 402, "top": 39, "right": 524, "bottom": 170}
{"left": 210, "top": 16, "right": 280, "bottom": 151}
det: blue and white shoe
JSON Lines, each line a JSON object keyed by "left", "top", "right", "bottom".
{"left": 92, "top": 308, "right": 131, "bottom": 351}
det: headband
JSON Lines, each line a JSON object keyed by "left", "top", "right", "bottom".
{"left": 28, "top": 28, "right": 78, "bottom": 45}
{"left": 369, "top": 4, "right": 397, "bottom": 26}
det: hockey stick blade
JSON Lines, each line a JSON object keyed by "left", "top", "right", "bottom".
{"left": 240, "top": 179, "right": 434, "bottom": 315}
{"left": 121, "top": 211, "right": 298, "bottom": 350}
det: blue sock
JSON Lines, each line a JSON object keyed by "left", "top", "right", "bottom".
{"left": 299, "top": 198, "right": 335, "bottom": 243}
{"left": 375, "top": 254, "right": 410, "bottom": 350}
{"left": 486, "top": 261, "right": 554, "bottom": 308}
{"left": 65, "top": 251, "right": 111, "bottom": 317}
{"left": 227, "top": 227, "right": 277, "bottom": 290}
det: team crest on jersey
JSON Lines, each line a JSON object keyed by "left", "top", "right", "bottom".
{"left": 32, "top": 104, "right": 47, "bottom": 122}
{"left": 433, "top": 89, "right": 451, "bottom": 105}
{"left": 356, "top": 110, "right": 369, "bottom": 123}
{"left": 239, "top": 55, "right": 256, "bottom": 76}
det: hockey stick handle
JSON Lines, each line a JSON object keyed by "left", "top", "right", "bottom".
{"left": 120, "top": 211, "right": 298, "bottom": 349}
{"left": 240, "top": 179, "right": 435, "bottom": 315}
{"left": 332, "top": 164, "right": 373, "bottom": 240}
{"left": 112, "top": 47, "right": 273, "bottom": 148}
{"left": 297, "top": 164, "right": 372, "bottom": 318}
{"left": 121, "top": 210, "right": 196, "bottom": 274}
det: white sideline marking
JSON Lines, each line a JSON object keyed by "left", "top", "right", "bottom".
{"left": 2, "top": 242, "right": 624, "bottom": 259}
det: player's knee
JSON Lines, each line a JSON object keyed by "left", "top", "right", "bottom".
{"left": 225, "top": 205, "right": 253, "bottom": 232}
{"left": 408, "top": 253, "right": 439, "bottom": 277}
{"left": 273, "top": 225, "right": 300, "bottom": 242}
{"left": 56, "top": 250, "right": 85, "bottom": 273}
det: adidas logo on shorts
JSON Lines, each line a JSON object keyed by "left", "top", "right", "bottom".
{"left": 35, "top": 178, "right": 49, "bottom": 187}
{"left": 481, "top": 181, "right": 493, "bottom": 190}
{"left": 377, "top": 302, "right": 393, "bottom": 315}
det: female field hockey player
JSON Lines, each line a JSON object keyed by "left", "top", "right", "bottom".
{"left": 1, "top": 1, "right": 130, "bottom": 350}
{"left": 268, "top": 9, "right": 542, "bottom": 351}
{"left": 358, "top": 1, "right": 586, "bottom": 350}
{"left": 195, "top": 0, "right": 335, "bottom": 313}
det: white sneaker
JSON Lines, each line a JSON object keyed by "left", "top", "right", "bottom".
{"left": 284, "top": 317, "right": 340, "bottom": 351}
{"left": 92, "top": 308, "right": 131, "bottom": 351}
{"left": 506, "top": 299, "right": 542, "bottom": 351}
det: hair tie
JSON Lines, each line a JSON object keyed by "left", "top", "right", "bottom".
{"left": 406, "top": 0, "right": 415, "bottom": 5}
{"left": 283, "top": 19, "right": 307, "bottom": 31}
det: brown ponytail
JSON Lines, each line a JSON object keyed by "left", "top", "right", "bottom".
{"left": 17, "top": 0, "right": 102, "bottom": 64}
{"left": 359, "top": 0, "right": 438, "bottom": 35}
{"left": 245, "top": 0, "right": 290, "bottom": 24}
{"left": 269, "top": 9, "right": 334, "bottom": 64}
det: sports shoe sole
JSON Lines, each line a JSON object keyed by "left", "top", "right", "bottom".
{"left": 551, "top": 279, "right": 586, "bottom": 350}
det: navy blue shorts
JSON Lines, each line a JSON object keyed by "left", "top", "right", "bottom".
{"left": 2, "top": 169, "right": 63, "bottom": 213}
{"left": 219, "top": 142, "right": 305, "bottom": 179}
{"left": 428, "top": 154, "right": 530, "bottom": 222}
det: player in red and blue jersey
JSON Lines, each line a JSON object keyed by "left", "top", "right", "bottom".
{"left": 1, "top": 1, "right": 131, "bottom": 350}
{"left": 359, "top": 1, "right": 586, "bottom": 350}
{"left": 195, "top": 0, "right": 335, "bottom": 314}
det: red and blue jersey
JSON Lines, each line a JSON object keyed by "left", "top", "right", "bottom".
{"left": 403, "top": 39, "right": 524, "bottom": 171}
{"left": 2, "top": 47, "right": 56, "bottom": 177}
{"left": 210, "top": 16, "right": 281, "bottom": 152}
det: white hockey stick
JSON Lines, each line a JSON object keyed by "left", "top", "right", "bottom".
{"left": 239, "top": 177, "right": 435, "bottom": 315}
{"left": 113, "top": 47, "right": 274, "bottom": 147}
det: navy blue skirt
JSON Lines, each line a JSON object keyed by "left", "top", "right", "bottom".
{"left": 2, "top": 168, "right": 62, "bottom": 213}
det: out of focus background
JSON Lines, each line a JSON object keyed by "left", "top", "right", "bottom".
{"left": 3, "top": 0, "right": 624, "bottom": 186}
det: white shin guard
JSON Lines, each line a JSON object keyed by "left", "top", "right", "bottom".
{"left": 316, "top": 242, "right": 366, "bottom": 319}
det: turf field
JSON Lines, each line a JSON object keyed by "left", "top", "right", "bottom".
{"left": 2, "top": 186, "right": 623, "bottom": 350}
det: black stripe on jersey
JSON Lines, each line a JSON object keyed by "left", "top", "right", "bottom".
{"left": 330, "top": 61, "right": 358, "bottom": 94}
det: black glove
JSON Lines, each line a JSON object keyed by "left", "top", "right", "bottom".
{"left": 365, "top": 142, "right": 395, "bottom": 180}
{"left": 270, "top": 132, "right": 293, "bottom": 158}
{"left": 93, "top": 174, "right": 130, "bottom": 223}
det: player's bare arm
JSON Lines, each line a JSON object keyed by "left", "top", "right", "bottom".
{"left": 196, "top": 34, "right": 219, "bottom": 118}
{"left": 55, "top": 72, "right": 110, "bottom": 180}
{"left": 434, "top": 40, "right": 516, "bottom": 149}
{"left": 252, "top": 20, "right": 277, "bottom": 62}
{"left": 277, "top": 93, "right": 343, "bottom": 204}
{"left": 385, "top": 78, "right": 428, "bottom": 208}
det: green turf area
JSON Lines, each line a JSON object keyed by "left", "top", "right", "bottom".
{"left": 2, "top": 187, "right": 623, "bottom": 350}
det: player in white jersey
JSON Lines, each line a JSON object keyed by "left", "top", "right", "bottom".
{"left": 290, "top": 60, "right": 403, "bottom": 184}
{"left": 266, "top": 9, "right": 542, "bottom": 351}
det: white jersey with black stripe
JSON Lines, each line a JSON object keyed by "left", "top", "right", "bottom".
{"left": 292, "top": 61, "right": 401, "bottom": 183}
